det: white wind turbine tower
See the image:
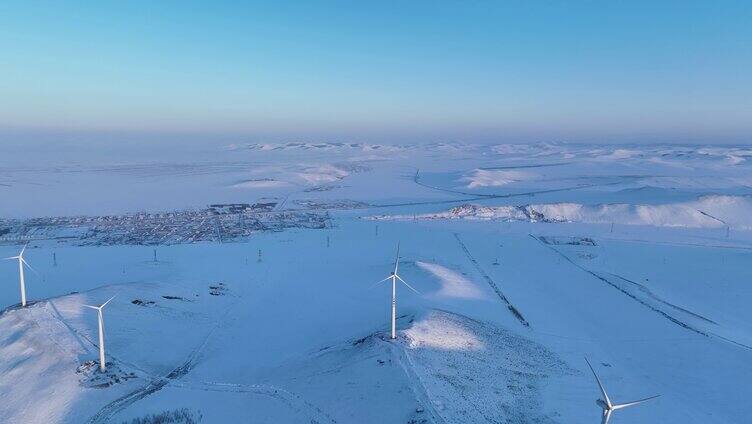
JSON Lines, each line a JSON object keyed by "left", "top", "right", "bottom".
{"left": 84, "top": 296, "right": 116, "bottom": 372}
{"left": 4, "top": 244, "right": 36, "bottom": 307}
{"left": 373, "top": 243, "right": 420, "bottom": 339}
{"left": 585, "top": 358, "right": 660, "bottom": 424}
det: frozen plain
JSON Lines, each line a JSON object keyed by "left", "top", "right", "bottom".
{"left": 1, "top": 142, "right": 752, "bottom": 423}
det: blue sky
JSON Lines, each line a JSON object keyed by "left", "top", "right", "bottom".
{"left": 0, "top": 1, "right": 750, "bottom": 144}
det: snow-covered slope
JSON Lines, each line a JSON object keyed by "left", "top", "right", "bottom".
{"left": 2, "top": 142, "right": 752, "bottom": 423}
{"left": 372, "top": 195, "right": 752, "bottom": 230}
{"left": 0, "top": 303, "right": 90, "bottom": 424}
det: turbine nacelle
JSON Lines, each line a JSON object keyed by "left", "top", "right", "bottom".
{"left": 83, "top": 294, "right": 116, "bottom": 309}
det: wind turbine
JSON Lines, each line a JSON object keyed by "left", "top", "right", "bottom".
{"left": 4, "top": 244, "right": 36, "bottom": 307}
{"left": 83, "top": 296, "right": 116, "bottom": 372}
{"left": 373, "top": 243, "right": 420, "bottom": 339}
{"left": 585, "top": 357, "right": 660, "bottom": 424}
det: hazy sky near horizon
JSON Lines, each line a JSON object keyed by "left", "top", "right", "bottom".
{"left": 1, "top": 1, "right": 750, "bottom": 145}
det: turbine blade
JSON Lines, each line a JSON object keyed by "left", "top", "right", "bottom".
{"left": 396, "top": 275, "right": 420, "bottom": 294}
{"left": 393, "top": 242, "right": 401, "bottom": 274}
{"left": 585, "top": 357, "right": 612, "bottom": 408}
{"left": 21, "top": 258, "right": 39, "bottom": 275}
{"left": 612, "top": 394, "right": 660, "bottom": 410}
{"left": 82, "top": 304, "right": 99, "bottom": 310}
{"left": 20, "top": 244, "right": 26, "bottom": 256}
{"left": 3, "top": 256, "right": 19, "bottom": 260}
{"left": 601, "top": 409, "right": 612, "bottom": 424}
{"left": 101, "top": 295, "right": 117, "bottom": 308}
{"left": 369, "top": 276, "right": 392, "bottom": 290}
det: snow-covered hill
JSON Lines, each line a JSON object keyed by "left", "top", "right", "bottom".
{"left": 2, "top": 142, "right": 752, "bottom": 423}
{"left": 371, "top": 195, "right": 752, "bottom": 230}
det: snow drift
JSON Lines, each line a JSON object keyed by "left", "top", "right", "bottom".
{"left": 461, "top": 169, "right": 536, "bottom": 188}
{"left": 415, "top": 261, "right": 486, "bottom": 300}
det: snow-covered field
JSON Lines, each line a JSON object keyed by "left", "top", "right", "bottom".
{"left": 1, "top": 142, "right": 752, "bottom": 423}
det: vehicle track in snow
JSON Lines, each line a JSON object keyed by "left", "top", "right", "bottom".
{"left": 605, "top": 272, "right": 718, "bottom": 325}
{"left": 531, "top": 234, "right": 752, "bottom": 352}
{"left": 87, "top": 338, "right": 208, "bottom": 423}
{"left": 372, "top": 180, "right": 626, "bottom": 209}
{"left": 594, "top": 236, "right": 752, "bottom": 251}
{"left": 86, "top": 301, "right": 336, "bottom": 424}
{"left": 453, "top": 233, "right": 529, "bottom": 327}
{"left": 87, "top": 304, "right": 232, "bottom": 424}
{"left": 169, "top": 380, "right": 338, "bottom": 424}
{"left": 379, "top": 337, "right": 449, "bottom": 424}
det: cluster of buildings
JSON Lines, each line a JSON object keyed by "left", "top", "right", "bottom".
{"left": 0, "top": 203, "right": 330, "bottom": 246}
